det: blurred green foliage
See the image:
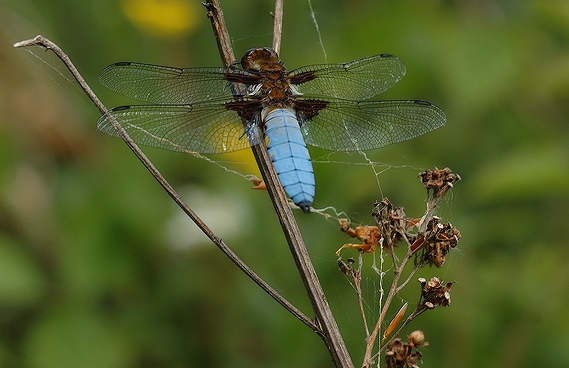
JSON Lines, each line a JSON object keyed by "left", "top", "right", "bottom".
{"left": 1, "top": 0, "right": 568, "bottom": 367}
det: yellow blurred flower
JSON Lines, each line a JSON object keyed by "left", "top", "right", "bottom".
{"left": 224, "top": 149, "right": 260, "bottom": 177}
{"left": 122, "top": 0, "right": 200, "bottom": 37}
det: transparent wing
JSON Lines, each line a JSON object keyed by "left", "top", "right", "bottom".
{"left": 97, "top": 103, "right": 256, "bottom": 154}
{"left": 99, "top": 62, "right": 249, "bottom": 104}
{"left": 300, "top": 100, "right": 446, "bottom": 151}
{"left": 289, "top": 54, "right": 406, "bottom": 101}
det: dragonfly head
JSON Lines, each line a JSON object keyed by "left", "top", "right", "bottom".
{"left": 241, "top": 47, "right": 282, "bottom": 72}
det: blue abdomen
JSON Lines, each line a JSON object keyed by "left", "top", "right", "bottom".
{"left": 265, "top": 108, "right": 315, "bottom": 213}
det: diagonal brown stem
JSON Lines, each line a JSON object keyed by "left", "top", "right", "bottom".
{"left": 13, "top": 35, "right": 317, "bottom": 333}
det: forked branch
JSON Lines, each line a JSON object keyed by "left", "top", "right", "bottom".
{"left": 337, "top": 169, "right": 460, "bottom": 367}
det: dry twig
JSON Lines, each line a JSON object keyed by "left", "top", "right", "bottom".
{"left": 204, "top": 1, "right": 353, "bottom": 366}
{"left": 15, "top": 0, "right": 354, "bottom": 366}
{"left": 337, "top": 169, "right": 460, "bottom": 367}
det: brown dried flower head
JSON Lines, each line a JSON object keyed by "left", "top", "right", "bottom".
{"left": 418, "top": 277, "right": 454, "bottom": 309}
{"left": 419, "top": 167, "right": 460, "bottom": 199}
{"left": 385, "top": 331, "right": 428, "bottom": 368}
{"left": 407, "top": 330, "right": 426, "bottom": 348}
{"left": 371, "top": 198, "right": 409, "bottom": 249}
{"left": 416, "top": 217, "right": 461, "bottom": 267}
{"left": 372, "top": 198, "right": 408, "bottom": 233}
{"left": 337, "top": 199, "right": 411, "bottom": 256}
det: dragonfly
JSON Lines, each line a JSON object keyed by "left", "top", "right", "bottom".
{"left": 98, "top": 47, "right": 446, "bottom": 213}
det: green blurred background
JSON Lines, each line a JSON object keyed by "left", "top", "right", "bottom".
{"left": 1, "top": 0, "right": 568, "bottom": 367}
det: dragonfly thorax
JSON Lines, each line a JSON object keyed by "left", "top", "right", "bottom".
{"left": 241, "top": 47, "right": 283, "bottom": 72}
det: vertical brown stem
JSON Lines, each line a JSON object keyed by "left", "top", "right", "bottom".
{"left": 272, "top": 0, "right": 283, "bottom": 54}
{"left": 204, "top": 1, "right": 354, "bottom": 367}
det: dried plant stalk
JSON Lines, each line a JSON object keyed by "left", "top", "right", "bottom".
{"left": 337, "top": 168, "right": 460, "bottom": 367}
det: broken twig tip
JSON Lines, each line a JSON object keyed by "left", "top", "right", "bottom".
{"left": 13, "top": 35, "right": 43, "bottom": 48}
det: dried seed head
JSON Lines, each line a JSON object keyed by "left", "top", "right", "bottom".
{"left": 371, "top": 198, "right": 409, "bottom": 252}
{"left": 408, "top": 330, "right": 426, "bottom": 348}
{"left": 419, "top": 277, "right": 454, "bottom": 308}
{"left": 385, "top": 335, "right": 426, "bottom": 368}
{"left": 419, "top": 167, "right": 460, "bottom": 199}
{"left": 416, "top": 217, "right": 461, "bottom": 267}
